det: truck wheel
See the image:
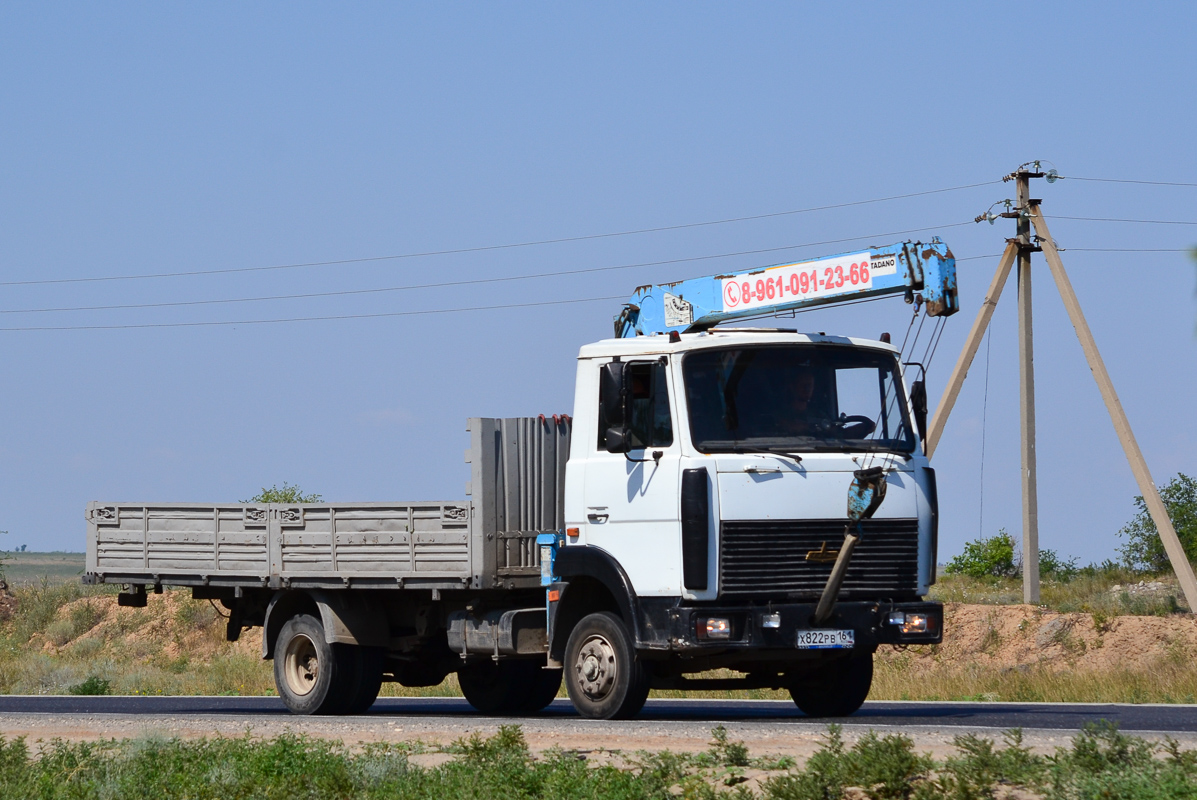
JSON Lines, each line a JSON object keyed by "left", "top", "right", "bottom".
{"left": 458, "top": 660, "right": 561, "bottom": 714}
{"left": 520, "top": 664, "right": 563, "bottom": 713}
{"left": 563, "top": 612, "right": 650, "bottom": 720}
{"left": 343, "top": 646, "right": 385, "bottom": 714}
{"left": 788, "top": 651, "right": 873, "bottom": 718}
{"left": 274, "top": 614, "right": 355, "bottom": 715}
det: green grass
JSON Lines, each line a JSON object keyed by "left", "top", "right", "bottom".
{"left": 0, "top": 552, "right": 86, "bottom": 587}
{"left": 930, "top": 568, "right": 1190, "bottom": 614}
{"left": 0, "top": 724, "right": 1193, "bottom": 800}
{"left": 871, "top": 656, "right": 1197, "bottom": 704}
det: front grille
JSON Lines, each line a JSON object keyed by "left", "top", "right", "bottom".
{"left": 719, "top": 518, "right": 920, "bottom": 598}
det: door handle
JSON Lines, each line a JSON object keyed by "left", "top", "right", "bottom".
{"left": 587, "top": 513, "right": 609, "bottom": 523}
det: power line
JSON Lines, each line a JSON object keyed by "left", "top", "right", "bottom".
{"left": 0, "top": 181, "right": 1000, "bottom": 288}
{"left": 1050, "top": 215, "right": 1197, "bottom": 226}
{"left": 1064, "top": 247, "right": 1191, "bottom": 252}
{"left": 1059, "top": 176, "right": 1197, "bottom": 188}
{"left": 0, "top": 221, "right": 975, "bottom": 315}
{"left": 957, "top": 248, "right": 1189, "bottom": 262}
{"left": 0, "top": 295, "right": 628, "bottom": 332}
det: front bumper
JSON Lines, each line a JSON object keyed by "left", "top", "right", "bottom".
{"left": 662, "top": 599, "right": 942, "bottom": 654}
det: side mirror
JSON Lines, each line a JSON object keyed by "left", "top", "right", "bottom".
{"left": 604, "top": 426, "right": 631, "bottom": 454}
{"left": 600, "top": 361, "right": 634, "bottom": 453}
{"left": 910, "top": 379, "right": 928, "bottom": 448}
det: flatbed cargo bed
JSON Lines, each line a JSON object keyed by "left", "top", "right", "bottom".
{"left": 83, "top": 416, "right": 572, "bottom": 593}
{"left": 85, "top": 500, "right": 475, "bottom": 590}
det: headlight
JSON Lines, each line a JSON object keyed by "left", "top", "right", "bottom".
{"left": 888, "top": 611, "right": 928, "bottom": 633}
{"left": 761, "top": 612, "right": 781, "bottom": 629}
{"left": 697, "top": 617, "right": 732, "bottom": 640}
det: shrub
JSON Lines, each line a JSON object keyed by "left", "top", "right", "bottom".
{"left": 241, "top": 483, "right": 322, "bottom": 504}
{"left": 1118, "top": 473, "right": 1197, "bottom": 573}
{"left": 1038, "top": 548, "right": 1080, "bottom": 580}
{"left": 946, "top": 531, "right": 1080, "bottom": 580}
{"left": 945, "top": 530, "right": 1018, "bottom": 578}
{"left": 69, "top": 675, "right": 111, "bottom": 695}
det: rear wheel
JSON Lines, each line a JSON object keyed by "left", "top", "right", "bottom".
{"left": 563, "top": 612, "right": 650, "bottom": 720}
{"left": 458, "top": 660, "right": 562, "bottom": 714}
{"left": 520, "top": 664, "right": 564, "bottom": 713}
{"left": 343, "top": 646, "right": 385, "bottom": 714}
{"left": 274, "top": 614, "right": 357, "bottom": 715}
{"left": 788, "top": 650, "right": 873, "bottom": 718}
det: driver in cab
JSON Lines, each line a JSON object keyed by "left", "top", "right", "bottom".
{"left": 777, "top": 367, "right": 820, "bottom": 437}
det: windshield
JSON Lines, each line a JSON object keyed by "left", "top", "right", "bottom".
{"left": 682, "top": 344, "right": 915, "bottom": 454}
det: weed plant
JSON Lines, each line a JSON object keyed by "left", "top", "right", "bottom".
{"left": 2, "top": 723, "right": 1192, "bottom": 800}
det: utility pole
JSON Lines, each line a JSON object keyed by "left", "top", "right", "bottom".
{"left": 1016, "top": 169, "right": 1040, "bottom": 603}
{"left": 927, "top": 162, "right": 1197, "bottom": 613}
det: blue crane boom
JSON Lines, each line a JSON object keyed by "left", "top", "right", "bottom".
{"left": 614, "top": 238, "right": 957, "bottom": 338}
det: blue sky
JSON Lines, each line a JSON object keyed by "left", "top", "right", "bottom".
{"left": 1, "top": 3, "right": 1194, "bottom": 564}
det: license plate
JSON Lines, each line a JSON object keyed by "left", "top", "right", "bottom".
{"left": 796, "top": 629, "right": 855, "bottom": 649}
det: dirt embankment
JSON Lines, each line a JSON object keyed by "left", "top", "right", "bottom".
{"left": 30, "top": 595, "right": 1197, "bottom": 672}
{"left": 33, "top": 591, "right": 264, "bottom": 661}
{"left": 879, "top": 602, "right": 1197, "bottom": 674}
{"left": 10, "top": 591, "right": 1197, "bottom": 698}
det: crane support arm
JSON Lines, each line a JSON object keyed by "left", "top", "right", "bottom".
{"left": 614, "top": 239, "right": 957, "bottom": 338}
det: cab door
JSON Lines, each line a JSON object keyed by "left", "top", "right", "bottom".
{"left": 583, "top": 359, "right": 681, "bottom": 596}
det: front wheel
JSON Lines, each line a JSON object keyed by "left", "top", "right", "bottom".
{"left": 788, "top": 650, "right": 873, "bottom": 718}
{"left": 563, "top": 612, "right": 650, "bottom": 720}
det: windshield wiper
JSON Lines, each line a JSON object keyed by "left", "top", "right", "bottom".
{"left": 763, "top": 446, "right": 804, "bottom": 463}
{"left": 706, "top": 444, "right": 803, "bottom": 463}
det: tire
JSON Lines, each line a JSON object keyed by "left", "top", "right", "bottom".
{"left": 273, "top": 614, "right": 357, "bottom": 715}
{"left": 563, "top": 611, "right": 650, "bottom": 720}
{"left": 458, "top": 660, "right": 562, "bottom": 715}
{"left": 519, "top": 664, "right": 563, "bottom": 713}
{"left": 788, "top": 651, "right": 873, "bottom": 718}
{"left": 394, "top": 658, "right": 449, "bottom": 688}
{"left": 343, "top": 646, "right": 385, "bottom": 714}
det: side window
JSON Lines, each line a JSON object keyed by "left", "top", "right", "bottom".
{"left": 598, "top": 361, "right": 674, "bottom": 450}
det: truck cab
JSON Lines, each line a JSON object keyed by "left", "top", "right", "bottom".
{"left": 548, "top": 328, "right": 942, "bottom": 718}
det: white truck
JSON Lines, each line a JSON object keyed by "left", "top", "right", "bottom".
{"left": 84, "top": 239, "right": 956, "bottom": 719}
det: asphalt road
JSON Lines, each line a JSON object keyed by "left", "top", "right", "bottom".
{"left": 2, "top": 696, "right": 1195, "bottom": 734}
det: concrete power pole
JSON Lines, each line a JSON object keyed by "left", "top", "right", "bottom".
{"left": 1015, "top": 170, "right": 1040, "bottom": 604}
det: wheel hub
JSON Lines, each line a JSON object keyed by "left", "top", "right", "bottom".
{"left": 282, "top": 633, "right": 320, "bottom": 696}
{"left": 574, "top": 633, "right": 617, "bottom": 700}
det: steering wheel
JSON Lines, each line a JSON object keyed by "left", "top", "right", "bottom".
{"left": 834, "top": 414, "right": 877, "bottom": 439}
